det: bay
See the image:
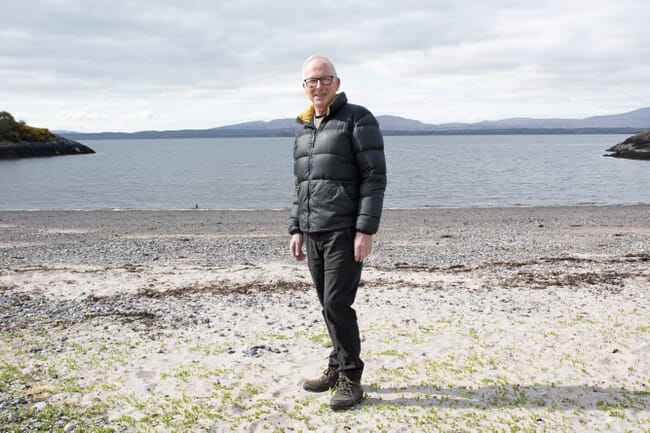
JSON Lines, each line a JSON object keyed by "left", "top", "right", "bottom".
{"left": 1, "top": 134, "right": 648, "bottom": 210}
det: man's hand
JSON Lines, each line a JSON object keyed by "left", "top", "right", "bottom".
{"left": 290, "top": 233, "right": 306, "bottom": 261}
{"left": 354, "top": 232, "right": 373, "bottom": 262}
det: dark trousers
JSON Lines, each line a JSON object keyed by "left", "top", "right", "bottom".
{"left": 305, "top": 228, "right": 364, "bottom": 382}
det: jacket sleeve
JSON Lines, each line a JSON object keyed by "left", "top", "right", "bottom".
{"left": 289, "top": 178, "right": 302, "bottom": 235}
{"left": 351, "top": 112, "right": 387, "bottom": 234}
{"left": 289, "top": 134, "right": 302, "bottom": 235}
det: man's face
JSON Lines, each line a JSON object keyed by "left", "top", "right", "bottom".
{"left": 302, "top": 59, "right": 340, "bottom": 114}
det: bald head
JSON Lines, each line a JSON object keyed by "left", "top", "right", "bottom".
{"left": 302, "top": 55, "right": 338, "bottom": 79}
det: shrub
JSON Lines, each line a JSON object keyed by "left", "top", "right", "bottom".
{"left": 0, "top": 111, "right": 56, "bottom": 142}
{"left": 0, "top": 111, "right": 17, "bottom": 133}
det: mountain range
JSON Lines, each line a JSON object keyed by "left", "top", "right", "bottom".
{"left": 59, "top": 107, "right": 650, "bottom": 140}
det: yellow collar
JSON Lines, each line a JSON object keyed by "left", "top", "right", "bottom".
{"left": 297, "top": 93, "right": 339, "bottom": 123}
{"left": 298, "top": 105, "right": 317, "bottom": 123}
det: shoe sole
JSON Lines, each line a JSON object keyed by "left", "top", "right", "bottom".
{"left": 302, "top": 385, "right": 332, "bottom": 393}
{"left": 329, "top": 394, "right": 365, "bottom": 411}
{"left": 302, "top": 380, "right": 338, "bottom": 393}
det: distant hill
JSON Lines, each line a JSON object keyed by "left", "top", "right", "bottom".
{"left": 59, "top": 106, "right": 650, "bottom": 140}
{"left": 445, "top": 107, "right": 650, "bottom": 130}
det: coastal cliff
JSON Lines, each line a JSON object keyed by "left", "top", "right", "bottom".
{"left": 0, "top": 111, "right": 95, "bottom": 159}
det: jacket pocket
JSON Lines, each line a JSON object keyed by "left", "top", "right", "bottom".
{"left": 315, "top": 180, "right": 357, "bottom": 216}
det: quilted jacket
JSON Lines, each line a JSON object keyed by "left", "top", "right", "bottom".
{"left": 289, "top": 92, "right": 386, "bottom": 235}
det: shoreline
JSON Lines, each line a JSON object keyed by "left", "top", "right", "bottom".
{"left": 2, "top": 201, "right": 649, "bottom": 211}
{"left": 2, "top": 204, "right": 649, "bottom": 268}
{"left": 1, "top": 205, "right": 648, "bottom": 432}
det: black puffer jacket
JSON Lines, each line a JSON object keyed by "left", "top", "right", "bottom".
{"left": 289, "top": 92, "right": 387, "bottom": 235}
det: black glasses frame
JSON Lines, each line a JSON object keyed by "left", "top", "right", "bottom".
{"left": 303, "top": 76, "right": 335, "bottom": 88}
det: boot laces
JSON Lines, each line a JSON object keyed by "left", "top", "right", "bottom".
{"left": 336, "top": 375, "right": 353, "bottom": 395}
{"left": 324, "top": 366, "right": 337, "bottom": 378}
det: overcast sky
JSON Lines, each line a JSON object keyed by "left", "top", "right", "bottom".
{"left": 2, "top": 0, "right": 649, "bottom": 132}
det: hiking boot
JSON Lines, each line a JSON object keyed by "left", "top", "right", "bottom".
{"left": 329, "top": 375, "right": 364, "bottom": 410}
{"left": 302, "top": 366, "right": 339, "bottom": 393}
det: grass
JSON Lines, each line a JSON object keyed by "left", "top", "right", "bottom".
{"left": 1, "top": 292, "right": 648, "bottom": 433}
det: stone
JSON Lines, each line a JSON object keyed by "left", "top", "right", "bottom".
{"left": 32, "top": 401, "right": 48, "bottom": 411}
{"left": 0, "top": 136, "right": 95, "bottom": 159}
{"left": 605, "top": 130, "right": 650, "bottom": 160}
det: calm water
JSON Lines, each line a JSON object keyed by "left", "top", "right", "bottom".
{"left": 1, "top": 135, "right": 649, "bottom": 210}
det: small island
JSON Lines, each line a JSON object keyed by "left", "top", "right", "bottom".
{"left": 0, "top": 111, "right": 95, "bottom": 159}
{"left": 605, "top": 130, "right": 650, "bottom": 160}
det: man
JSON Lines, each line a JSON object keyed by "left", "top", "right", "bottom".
{"left": 289, "top": 55, "right": 387, "bottom": 410}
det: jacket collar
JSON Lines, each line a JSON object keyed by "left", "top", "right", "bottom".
{"left": 297, "top": 92, "right": 347, "bottom": 124}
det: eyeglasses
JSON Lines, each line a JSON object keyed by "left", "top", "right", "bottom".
{"left": 303, "top": 76, "right": 335, "bottom": 88}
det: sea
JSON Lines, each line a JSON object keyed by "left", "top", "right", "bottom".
{"left": 1, "top": 134, "right": 649, "bottom": 211}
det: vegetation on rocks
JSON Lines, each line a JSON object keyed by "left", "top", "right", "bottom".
{"left": 0, "top": 111, "right": 56, "bottom": 143}
{"left": 0, "top": 110, "right": 95, "bottom": 158}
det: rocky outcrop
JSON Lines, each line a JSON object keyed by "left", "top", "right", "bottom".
{"left": 0, "top": 110, "right": 95, "bottom": 159}
{"left": 605, "top": 130, "right": 650, "bottom": 160}
{"left": 0, "top": 136, "right": 95, "bottom": 159}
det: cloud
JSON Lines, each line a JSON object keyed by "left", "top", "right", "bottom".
{"left": 2, "top": 0, "right": 649, "bottom": 131}
{"left": 56, "top": 110, "right": 100, "bottom": 121}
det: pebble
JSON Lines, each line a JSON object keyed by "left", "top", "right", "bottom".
{"left": 33, "top": 401, "right": 48, "bottom": 411}
{"left": 242, "top": 344, "right": 282, "bottom": 357}
{"left": 0, "top": 208, "right": 648, "bottom": 432}
{"left": 633, "top": 341, "right": 649, "bottom": 353}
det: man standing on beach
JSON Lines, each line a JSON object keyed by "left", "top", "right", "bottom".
{"left": 289, "top": 55, "right": 387, "bottom": 410}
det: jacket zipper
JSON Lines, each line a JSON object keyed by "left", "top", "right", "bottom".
{"left": 306, "top": 123, "right": 319, "bottom": 233}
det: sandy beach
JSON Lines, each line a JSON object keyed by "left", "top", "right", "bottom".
{"left": 1, "top": 206, "right": 648, "bottom": 432}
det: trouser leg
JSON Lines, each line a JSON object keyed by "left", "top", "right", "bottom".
{"left": 306, "top": 228, "right": 364, "bottom": 382}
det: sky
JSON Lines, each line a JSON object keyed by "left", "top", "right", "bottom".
{"left": 2, "top": 0, "right": 649, "bottom": 132}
